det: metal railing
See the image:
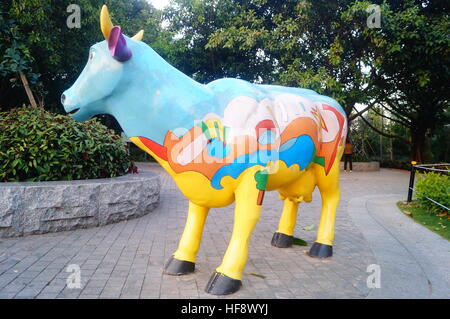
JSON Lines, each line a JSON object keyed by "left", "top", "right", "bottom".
{"left": 407, "top": 163, "right": 450, "bottom": 211}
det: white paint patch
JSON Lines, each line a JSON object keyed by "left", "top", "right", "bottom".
{"left": 176, "top": 133, "right": 208, "bottom": 165}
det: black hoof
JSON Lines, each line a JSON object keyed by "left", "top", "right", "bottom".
{"left": 271, "top": 232, "right": 293, "bottom": 248}
{"left": 308, "top": 242, "right": 333, "bottom": 258}
{"left": 205, "top": 272, "right": 242, "bottom": 295}
{"left": 164, "top": 256, "right": 195, "bottom": 275}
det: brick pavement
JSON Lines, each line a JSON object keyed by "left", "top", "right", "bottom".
{"left": 0, "top": 164, "right": 448, "bottom": 299}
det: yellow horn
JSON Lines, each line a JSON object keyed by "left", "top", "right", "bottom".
{"left": 131, "top": 29, "right": 144, "bottom": 41}
{"left": 100, "top": 5, "right": 114, "bottom": 40}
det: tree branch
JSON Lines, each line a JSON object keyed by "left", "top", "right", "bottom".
{"left": 381, "top": 98, "right": 415, "bottom": 122}
{"left": 370, "top": 106, "right": 411, "bottom": 127}
{"left": 353, "top": 106, "right": 411, "bottom": 145}
{"left": 18, "top": 72, "right": 37, "bottom": 108}
{"left": 349, "top": 103, "right": 374, "bottom": 121}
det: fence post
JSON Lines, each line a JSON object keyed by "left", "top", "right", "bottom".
{"left": 407, "top": 161, "right": 417, "bottom": 202}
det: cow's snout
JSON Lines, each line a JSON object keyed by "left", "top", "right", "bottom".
{"left": 60, "top": 91, "right": 81, "bottom": 117}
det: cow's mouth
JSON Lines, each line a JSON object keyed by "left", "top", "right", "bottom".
{"left": 68, "top": 108, "right": 80, "bottom": 115}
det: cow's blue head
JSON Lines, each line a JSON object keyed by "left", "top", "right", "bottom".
{"left": 61, "top": 5, "right": 144, "bottom": 121}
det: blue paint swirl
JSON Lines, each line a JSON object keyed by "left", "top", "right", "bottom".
{"left": 211, "top": 135, "right": 315, "bottom": 189}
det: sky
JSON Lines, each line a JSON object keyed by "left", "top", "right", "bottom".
{"left": 147, "top": 0, "right": 170, "bottom": 10}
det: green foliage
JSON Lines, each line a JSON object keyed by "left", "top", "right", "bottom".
{"left": 206, "top": 0, "right": 373, "bottom": 114}
{"left": 128, "top": 142, "right": 155, "bottom": 163}
{"left": 0, "top": 0, "right": 162, "bottom": 113}
{"left": 163, "top": 0, "right": 274, "bottom": 83}
{"left": 415, "top": 172, "right": 450, "bottom": 213}
{"left": 343, "top": 0, "right": 450, "bottom": 161}
{"left": 0, "top": 107, "right": 131, "bottom": 182}
{"left": 204, "top": 0, "right": 450, "bottom": 162}
{"left": 0, "top": 9, "right": 44, "bottom": 106}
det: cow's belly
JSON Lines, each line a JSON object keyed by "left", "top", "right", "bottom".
{"left": 277, "top": 164, "right": 318, "bottom": 202}
{"left": 265, "top": 161, "right": 306, "bottom": 191}
{"left": 172, "top": 170, "right": 236, "bottom": 207}
{"left": 172, "top": 163, "right": 312, "bottom": 208}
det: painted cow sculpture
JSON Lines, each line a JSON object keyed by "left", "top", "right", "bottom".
{"left": 62, "top": 6, "right": 347, "bottom": 295}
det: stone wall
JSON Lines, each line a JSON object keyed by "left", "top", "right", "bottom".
{"left": 0, "top": 172, "right": 160, "bottom": 238}
{"left": 340, "top": 161, "right": 380, "bottom": 171}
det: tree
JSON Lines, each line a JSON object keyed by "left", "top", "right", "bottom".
{"left": 162, "top": 0, "right": 276, "bottom": 83}
{"left": 0, "top": 7, "right": 43, "bottom": 109}
{"left": 206, "top": 0, "right": 376, "bottom": 117}
{"left": 343, "top": 0, "right": 450, "bottom": 162}
{"left": 206, "top": 0, "right": 450, "bottom": 162}
{"left": 1, "top": 0, "right": 161, "bottom": 112}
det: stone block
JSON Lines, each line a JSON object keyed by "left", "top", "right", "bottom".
{"left": 0, "top": 172, "right": 160, "bottom": 238}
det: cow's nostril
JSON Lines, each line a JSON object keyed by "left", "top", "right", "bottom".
{"left": 61, "top": 94, "right": 66, "bottom": 104}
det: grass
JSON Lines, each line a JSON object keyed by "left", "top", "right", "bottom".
{"left": 397, "top": 201, "right": 450, "bottom": 241}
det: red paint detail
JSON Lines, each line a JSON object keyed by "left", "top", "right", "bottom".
{"left": 255, "top": 119, "right": 276, "bottom": 138}
{"left": 257, "top": 190, "right": 265, "bottom": 206}
{"left": 321, "top": 117, "right": 329, "bottom": 132}
{"left": 322, "top": 104, "right": 345, "bottom": 175}
{"left": 138, "top": 136, "right": 168, "bottom": 161}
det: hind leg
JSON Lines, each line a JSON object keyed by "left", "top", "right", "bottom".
{"left": 272, "top": 168, "right": 315, "bottom": 248}
{"left": 308, "top": 160, "right": 341, "bottom": 258}
{"left": 271, "top": 197, "right": 299, "bottom": 248}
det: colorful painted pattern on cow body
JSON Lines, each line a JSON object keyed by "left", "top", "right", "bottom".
{"left": 134, "top": 90, "right": 347, "bottom": 193}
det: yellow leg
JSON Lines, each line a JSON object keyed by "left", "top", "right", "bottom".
{"left": 215, "top": 168, "right": 263, "bottom": 281}
{"left": 309, "top": 156, "right": 341, "bottom": 258}
{"left": 173, "top": 201, "right": 209, "bottom": 263}
{"left": 276, "top": 198, "right": 299, "bottom": 236}
{"left": 315, "top": 187, "right": 340, "bottom": 246}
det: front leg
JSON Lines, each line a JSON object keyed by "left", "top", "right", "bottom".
{"left": 205, "top": 167, "right": 264, "bottom": 295}
{"left": 164, "top": 201, "right": 209, "bottom": 275}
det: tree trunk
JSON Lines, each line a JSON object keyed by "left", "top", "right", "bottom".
{"left": 18, "top": 72, "right": 38, "bottom": 108}
{"left": 410, "top": 127, "right": 426, "bottom": 163}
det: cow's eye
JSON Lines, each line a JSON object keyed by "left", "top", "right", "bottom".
{"left": 89, "top": 51, "right": 96, "bottom": 60}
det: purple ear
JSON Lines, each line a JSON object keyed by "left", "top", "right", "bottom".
{"left": 108, "top": 26, "right": 132, "bottom": 62}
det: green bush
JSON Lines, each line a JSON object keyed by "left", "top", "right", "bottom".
{"left": 0, "top": 107, "right": 132, "bottom": 182}
{"left": 415, "top": 171, "right": 450, "bottom": 212}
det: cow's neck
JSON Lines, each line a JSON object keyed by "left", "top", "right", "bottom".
{"left": 109, "top": 48, "right": 215, "bottom": 147}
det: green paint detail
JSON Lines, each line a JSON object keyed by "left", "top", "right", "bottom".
{"left": 213, "top": 121, "right": 220, "bottom": 138}
{"left": 200, "top": 121, "right": 211, "bottom": 139}
{"left": 314, "top": 156, "right": 325, "bottom": 167}
{"left": 254, "top": 169, "right": 269, "bottom": 191}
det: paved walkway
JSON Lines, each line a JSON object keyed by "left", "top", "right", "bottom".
{"left": 0, "top": 164, "right": 448, "bottom": 299}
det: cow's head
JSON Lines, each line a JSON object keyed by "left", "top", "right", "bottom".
{"left": 61, "top": 5, "right": 144, "bottom": 121}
